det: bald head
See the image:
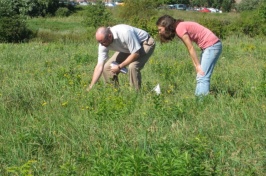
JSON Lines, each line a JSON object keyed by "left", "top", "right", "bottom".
{"left": 95, "top": 27, "right": 107, "bottom": 41}
{"left": 95, "top": 27, "right": 113, "bottom": 47}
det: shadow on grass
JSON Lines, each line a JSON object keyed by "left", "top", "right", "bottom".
{"left": 211, "top": 86, "right": 237, "bottom": 97}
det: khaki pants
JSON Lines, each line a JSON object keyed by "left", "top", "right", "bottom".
{"left": 103, "top": 37, "right": 155, "bottom": 90}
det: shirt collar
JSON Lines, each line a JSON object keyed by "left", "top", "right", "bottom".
{"left": 110, "top": 27, "right": 118, "bottom": 40}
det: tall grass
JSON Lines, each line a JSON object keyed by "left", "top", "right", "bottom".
{"left": 0, "top": 11, "right": 265, "bottom": 175}
{"left": 27, "top": 16, "right": 93, "bottom": 43}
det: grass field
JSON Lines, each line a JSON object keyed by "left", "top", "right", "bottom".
{"left": 0, "top": 9, "right": 265, "bottom": 175}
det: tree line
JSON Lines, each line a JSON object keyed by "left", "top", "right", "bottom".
{"left": 160, "top": 0, "right": 263, "bottom": 12}
{"left": 1, "top": 0, "right": 263, "bottom": 17}
{"left": 0, "top": 0, "right": 265, "bottom": 42}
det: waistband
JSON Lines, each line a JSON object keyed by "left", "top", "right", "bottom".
{"left": 202, "top": 40, "right": 221, "bottom": 51}
{"left": 144, "top": 35, "right": 150, "bottom": 42}
{"left": 142, "top": 35, "right": 155, "bottom": 46}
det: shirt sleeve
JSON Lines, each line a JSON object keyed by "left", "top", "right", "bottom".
{"left": 176, "top": 23, "right": 187, "bottom": 38}
{"left": 97, "top": 44, "right": 109, "bottom": 64}
{"left": 124, "top": 30, "right": 141, "bottom": 54}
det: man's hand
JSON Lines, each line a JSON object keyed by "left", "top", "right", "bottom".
{"left": 110, "top": 64, "right": 120, "bottom": 74}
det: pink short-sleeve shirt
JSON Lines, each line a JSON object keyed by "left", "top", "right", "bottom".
{"left": 176, "top": 21, "right": 219, "bottom": 49}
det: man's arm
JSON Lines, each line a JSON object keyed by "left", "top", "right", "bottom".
{"left": 86, "top": 62, "right": 104, "bottom": 91}
{"left": 110, "top": 52, "right": 140, "bottom": 73}
{"left": 110, "top": 29, "right": 142, "bottom": 73}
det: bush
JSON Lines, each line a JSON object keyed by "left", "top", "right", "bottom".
{"left": 24, "top": 0, "right": 60, "bottom": 17}
{"left": 233, "top": 9, "right": 266, "bottom": 37}
{"left": 83, "top": 1, "right": 113, "bottom": 28}
{"left": 221, "top": 0, "right": 235, "bottom": 12}
{"left": 198, "top": 3, "right": 266, "bottom": 39}
{"left": 258, "top": 1, "right": 266, "bottom": 23}
{"left": 3, "top": 0, "right": 61, "bottom": 17}
{"left": 117, "top": 0, "right": 159, "bottom": 36}
{"left": 198, "top": 18, "right": 231, "bottom": 39}
{"left": 0, "top": 16, "right": 33, "bottom": 43}
{"left": 55, "top": 7, "right": 70, "bottom": 17}
{"left": 236, "top": 0, "right": 262, "bottom": 11}
{"left": 0, "top": 1, "right": 33, "bottom": 43}
{"left": 258, "top": 1, "right": 266, "bottom": 35}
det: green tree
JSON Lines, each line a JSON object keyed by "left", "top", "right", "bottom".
{"left": 9, "top": 0, "right": 60, "bottom": 17}
{"left": 209, "top": 0, "right": 223, "bottom": 8}
{"left": 190, "top": 0, "right": 208, "bottom": 7}
{"left": 163, "top": 0, "right": 190, "bottom": 4}
{"left": 221, "top": 0, "right": 234, "bottom": 12}
{"left": 177, "top": 0, "right": 190, "bottom": 4}
{"left": 0, "top": 0, "right": 32, "bottom": 42}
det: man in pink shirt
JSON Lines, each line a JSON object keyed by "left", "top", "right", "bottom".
{"left": 156, "top": 15, "right": 222, "bottom": 96}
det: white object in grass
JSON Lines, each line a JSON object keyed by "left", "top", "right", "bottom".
{"left": 153, "top": 84, "right": 161, "bottom": 95}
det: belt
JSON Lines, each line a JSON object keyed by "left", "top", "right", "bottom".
{"left": 142, "top": 35, "right": 154, "bottom": 45}
{"left": 146, "top": 35, "right": 150, "bottom": 42}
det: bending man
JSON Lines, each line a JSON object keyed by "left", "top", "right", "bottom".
{"left": 87, "top": 24, "right": 155, "bottom": 91}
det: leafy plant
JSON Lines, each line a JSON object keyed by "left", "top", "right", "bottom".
{"left": 55, "top": 7, "right": 70, "bottom": 17}
{"left": 83, "top": 1, "right": 113, "bottom": 28}
{"left": 198, "top": 17, "right": 231, "bottom": 39}
{"left": 117, "top": 0, "right": 159, "bottom": 36}
{"left": 0, "top": 1, "right": 33, "bottom": 42}
{"left": 10, "top": 0, "right": 60, "bottom": 17}
{"left": 6, "top": 160, "right": 36, "bottom": 176}
{"left": 236, "top": 0, "right": 262, "bottom": 11}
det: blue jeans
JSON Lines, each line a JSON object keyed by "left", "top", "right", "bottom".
{"left": 195, "top": 41, "right": 222, "bottom": 96}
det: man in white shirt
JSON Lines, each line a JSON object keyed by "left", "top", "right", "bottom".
{"left": 87, "top": 24, "right": 155, "bottom": 91}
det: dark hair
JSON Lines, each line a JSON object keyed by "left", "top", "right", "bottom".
{"left": 156, "top": 15, "right": 183, "bottom": 43}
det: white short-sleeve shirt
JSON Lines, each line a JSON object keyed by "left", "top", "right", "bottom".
{"left": 97, "top": 24, "right": 149, "bottom": 64}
